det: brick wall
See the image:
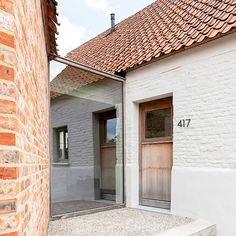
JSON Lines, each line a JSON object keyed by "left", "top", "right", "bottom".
{"left": 0, "top": 0, "right": 50, "bottom": 235}
{"left": 125, "top": 33, "right": 236, "bottom": 236}
{"left": 125, "top": 33, "right": 236, "bottom": 168}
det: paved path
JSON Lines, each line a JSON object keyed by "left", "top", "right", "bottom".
{"left": 48, "top": 208, "right": 192, "bottom": 236}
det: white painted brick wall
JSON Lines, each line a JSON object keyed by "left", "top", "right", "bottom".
{"left": 125, "top": 33, "right": 236, "bottom": 236}
{"left": 125, "top": 33, "right": 236, "bottom": 169}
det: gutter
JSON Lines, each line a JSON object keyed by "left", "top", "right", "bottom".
{"left": 50, "top": 54, "right": 125, "bottom": 82}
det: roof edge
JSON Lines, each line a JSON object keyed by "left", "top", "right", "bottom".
{"left": 42, "top": 0, "right": 59, "bottom": 57}
{"left": 125, "top": 27, "right": 236, "bottom": 74}
{"left": 51, "top": 54, "right": 125, "bottom": 82}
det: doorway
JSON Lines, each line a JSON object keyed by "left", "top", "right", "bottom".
{"left": 99, "top": 110, "right": 117, "bottom": 201}
{"left": 139, "top": 97, "right": 173, "bottom": 209}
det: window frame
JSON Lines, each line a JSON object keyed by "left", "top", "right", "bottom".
{"left": 55, "top": 126, "right": 69, "bottom": 163}
{"left": 140, "top": 97, "right": 173, "bottom": 144}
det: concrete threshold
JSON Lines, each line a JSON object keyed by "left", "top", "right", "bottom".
{"left": 50, "top": 203, "right": 125, "bottom": 221}
{"left": 155, "top": 220, "right": 216, "bottom": 236}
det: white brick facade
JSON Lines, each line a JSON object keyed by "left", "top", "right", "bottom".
{"left": 125, "top": 33, "right": 236, "bottom": 236}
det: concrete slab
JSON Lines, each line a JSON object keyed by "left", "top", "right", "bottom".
{"left": 155, "top": 219, "right": 216, "bottom": 236}
{"left": 51, "top": 200, "right": 114, "bottom": 216}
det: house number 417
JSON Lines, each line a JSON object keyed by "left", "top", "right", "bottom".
{"left": 177, "top": 119, "right": 191, "bottom": 128}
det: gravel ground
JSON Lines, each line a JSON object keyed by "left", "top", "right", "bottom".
{"left": 48, "top": 208, "right": 192, "bottom": 236}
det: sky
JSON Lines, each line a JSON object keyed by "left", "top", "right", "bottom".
{"left": 51, "top": 0, "right": 155, "bottom": 79}
{"left": 56, "top": 0, "right": 155, "bottom": 56}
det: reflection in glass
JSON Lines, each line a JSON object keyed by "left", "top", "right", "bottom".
{"left": 145, "top": 108, "right": 171, "bottom": 139}
{"left": 50, "top": 61, "right": 124, "bottom": 216}
{"left": 105, "top": 118, "right": 117, "bottom": 144}
{"left": 57, "top": 127, "right": 68, "bottom": 161}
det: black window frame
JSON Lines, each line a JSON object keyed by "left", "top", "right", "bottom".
{"left": 55, "top": 126, "right": 69, "bottom": 162}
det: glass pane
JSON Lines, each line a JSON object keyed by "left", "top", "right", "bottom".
{"left": 65, "top": 131, "right": 68, "bottom": 159}
{"left": 50, "top": 61, "right": 124, "bottom": 216}
{"left": 105, "top": 118, "right": 117, "bottom": 144}
{"left": 59, "top": 131, "right": 65, "bottom": 159}
{"left": 145, "top": 108, "right": 171, "bottom": 139}
{"left": 65, "top": 131, "right": 68, "bottom": 148}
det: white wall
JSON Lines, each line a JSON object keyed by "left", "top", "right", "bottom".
{"left": 125, "top": 33, "right": 236, "bottom": 236}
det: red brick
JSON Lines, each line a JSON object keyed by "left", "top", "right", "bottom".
{"left": 0, "top": 32, "right": 14, "bottom": 48}
{"left": 0, "top": 133, "right": 15, "bottom": 146}
{"left": 24, "top": 179, "right": 30, "bottom": 189}
{"left": 0, "top": 65, "right": 14, "bottom": 81}
{"left": 0, "top": 0, "right": 14, "bottom": 15}
{"left": 0, "top": 167, "right": 18, "bottom": 180}
{"left": 0, "top": 0, "right": 51, "bottom": 234}
{"left": 0, "top": 232, "right": 18, "bottom": 236}
{"left": 0, "top": 100, "right": 16, "bottom": 114}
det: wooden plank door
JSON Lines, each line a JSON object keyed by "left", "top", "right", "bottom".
{"left": 140, "top": 97, "right": 173, "bottom": 209}
{"left": 99, "top": 110, "right": 117, "bottom": 201}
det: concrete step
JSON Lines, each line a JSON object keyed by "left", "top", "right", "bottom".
{"left": 155, "top": 219, "right": 216, "bottom": 236}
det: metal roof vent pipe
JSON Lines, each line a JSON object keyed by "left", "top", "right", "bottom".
{"left": 110, "top": 13, "right": 116, "bottom": 33}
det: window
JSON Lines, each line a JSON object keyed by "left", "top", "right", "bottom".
{"left": 145, "top": 108, "right": 171, "bottom": 139}
{"left": 56, "top": 127, "right": 68, "bottom": 161}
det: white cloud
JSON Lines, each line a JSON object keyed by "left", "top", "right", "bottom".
{"left": 50, "top": 15, "right": 88, "bottom": 81}
{"left": 84, "top": 0, "right": 111, "bottom": 15}
{"left": 57, "top": 15, "right": 87, "bottom": 56}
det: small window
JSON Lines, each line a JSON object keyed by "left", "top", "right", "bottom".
{"left": 145, "top": 108, "right": 171, "bottom": 139}
{"left": 104, "top": 118, "right": 117, "bottom": 144}
{"left": 56, "top": 127, "right": 68, "bottom": 161}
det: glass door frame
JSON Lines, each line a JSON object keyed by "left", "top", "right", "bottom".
{"left": 49, "top": 55, "right": 126, "bottom": 218}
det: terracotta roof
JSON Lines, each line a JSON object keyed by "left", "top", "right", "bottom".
{"left": 67, "top": 0, "right": 236, "bottom": 73}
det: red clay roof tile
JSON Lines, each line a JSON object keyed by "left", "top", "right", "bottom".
{"left": 66, "top": 0, "right": 236, "bottom": 73}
